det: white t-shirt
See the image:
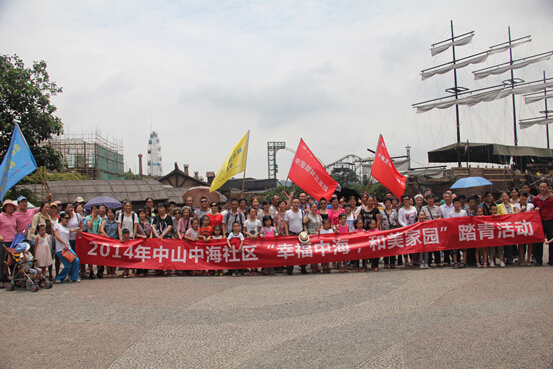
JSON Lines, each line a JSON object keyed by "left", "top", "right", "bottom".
{"left": 320, "top": 228, "right": 335, "bottom": 235}
{"left": 66, "top": 213, "right": 81, "bottom": 241}
{"left": 243, "top": 218, "right": 261, "bottom": 236}
{"left": 284, "top": 209, "right": 304, "bottom": 234}
{"left": 398, "top": 207, "right": 418, "bottom": 227}
{"left": 450, "top": 209, "right": 468, "bottom": 218}
{"left": 346, "top": 213, "right": 355, "bottom": 231}
{"left": 53, "top": 223, "right": 70, "bottom": 253}
{"left": 514, "top": 203, "right": 535, "bottom": 212}
{"left": 119, "top": 213, "right": 138, "bottom": 237}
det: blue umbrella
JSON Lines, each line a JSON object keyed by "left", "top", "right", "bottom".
{"left": 450, "top": 176, "right": 493, "bottom": 189}
{"left": 84, "top": 196, "right": 123, "bottom": 211}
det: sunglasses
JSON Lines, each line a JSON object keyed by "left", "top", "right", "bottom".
{"left": 174, "top": 212, "right": 181, "bottom": 215}
{"left": 211, "top": 204, "right": 217, "bottom": 207}
{"left": 62, "top": 217, "right": 70, "bottom": 220}
{"left": 201, "top": 200, "right": 208, "bottom": 203}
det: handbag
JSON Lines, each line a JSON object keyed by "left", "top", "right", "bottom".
{"left": 61, "top": 249, "right": 76, "bottom": 263}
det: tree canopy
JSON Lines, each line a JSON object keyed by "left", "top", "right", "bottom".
{"left": 0, "top": 54, "right": 64, "bottom": 170}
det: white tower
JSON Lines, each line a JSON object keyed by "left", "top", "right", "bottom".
{"left": 147, "top": 131, "right": 163, "bottom": 177}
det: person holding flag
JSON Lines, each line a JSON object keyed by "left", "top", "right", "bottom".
{"left": 0, "top": 124, "right": 42, "bottom": 287}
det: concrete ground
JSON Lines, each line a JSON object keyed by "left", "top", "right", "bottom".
{"left": 1, "top": 263, "right": 552, "bottom": 369}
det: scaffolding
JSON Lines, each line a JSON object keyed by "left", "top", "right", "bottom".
{"left": 48, "top": 131, "right": 124, "bottom": 180}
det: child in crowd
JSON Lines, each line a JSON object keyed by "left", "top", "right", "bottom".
{"left": 121, "top": 228, "right": 134, "bottom": 278}
{"left": 211, "top": 225, "right": 225, "bottom": 276}
{"left": 184, "top": 218, "right": 201, "bottom": 276}
{"left": 367, "top": 219, "right": 380, "bottom": 272}
{"left": 20, "top": 243, "right": 43, "bottom": 285}
{"left": 198, "top": 216, "right": 213, "bottom": 276}
{"left": 475, "top": 206, "right": 489, "bottom": 268}
{"left": 336, "top": 213, "right": 350, "bottom": 272}
{"left": 259, "top": 215, "right": 277, "bottom": 275}
{"left": 320, "top": 219, "right": 334, "bottom": 273}
{"left": 33, "top": 223, "right": 53, "bottom": 281}
{"left": 199, "top": 216, "right": 213, "bottom": 242}
{"left": 344, "top": 204, "right": 355, "bottom": 231}
{"left": 417, "top": 212, "right": 429, "bottom": 269}
{"left": 244, "top": 208, "right": 261, "bottom": 276}
{"left": 450, "top": 198, "right": 468, "bottom": 269}
{"left": 487, "top": 203, "right": 505, "bottom": 267}
{"left": 353, "top": 218, "right": 367, "bottom": 272}
{"left": 227, "top": 221, "right": 244, "bottom": 277}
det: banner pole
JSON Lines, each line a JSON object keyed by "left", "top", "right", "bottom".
{"left": 240, "top": 170, "right": 246, "bottom": 197}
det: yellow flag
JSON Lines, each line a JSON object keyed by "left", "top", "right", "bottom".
{"left": 210, "top": 131, "right": 250, "bottom": 192}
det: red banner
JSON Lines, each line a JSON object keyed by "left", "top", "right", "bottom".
{"left": 288, "top": 139, "right": 338, "bottom": 201}
{"left": 371, "top": 135, "right": 407, "bottom": 199}
{"left": 75, "top": 212, "right": 543, "bottom": 270}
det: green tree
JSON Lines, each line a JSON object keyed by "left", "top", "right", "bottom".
{"left": 330, "top": 168, "right": 360, "bottom": 187}
{"left": 0, "top": 54, "right": 64, "bottom": 170}
{"left": 124, "top": 169, "right": 142, "bottom": 180}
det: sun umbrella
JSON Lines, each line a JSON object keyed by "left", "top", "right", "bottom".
{"left": 84, "top": 196, "right": 123, "bottom": 211}
{"left": 450, "top": 176, "right": 493, "bottom": 189}
{"left": 183, "top": 186, "right": 221, "bottom": 208}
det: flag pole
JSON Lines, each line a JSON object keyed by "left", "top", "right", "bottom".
{"left": 240, "top": 170, "right": 246, "bottom": 197}
{"left": 240, "top": 130, "right": 250, "bottom": 197}
{"left": 365, "top": 173, "right": 372, "bottom": 195}
{"left": 37, "top": 167, "right": 51, "bottom": 196}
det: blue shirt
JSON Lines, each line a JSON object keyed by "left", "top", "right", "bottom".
{"left": 103, "top": 219, "right": 119, "bottom": 239}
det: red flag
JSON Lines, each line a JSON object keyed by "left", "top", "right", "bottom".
{"left": 288, "top": 139, "right": 338, "bottom": 201}
{"left": 371, "top": 135, "right": 406, "bottom": 199}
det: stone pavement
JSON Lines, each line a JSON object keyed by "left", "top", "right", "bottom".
{"left": 1, "top": 264, "right": 552, "bottom": 369}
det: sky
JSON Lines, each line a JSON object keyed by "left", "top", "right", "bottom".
{"left": 2, "top": 0, "right": 553, "bottom": 182}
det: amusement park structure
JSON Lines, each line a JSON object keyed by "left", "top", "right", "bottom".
{"left": 147, "top": 131, "right": 163, "bottom": 177}
{"left": 266, "top": 142, "right": 376, "bottom": 181}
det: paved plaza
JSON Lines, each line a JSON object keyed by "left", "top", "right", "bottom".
{"left": 1, "top": 264, "right": 553, "bottom": 369}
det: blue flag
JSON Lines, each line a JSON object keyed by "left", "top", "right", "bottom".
{"left": 0, "top": 124, "right": 37, "bottom": 200}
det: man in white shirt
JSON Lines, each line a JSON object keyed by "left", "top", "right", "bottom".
{"left": 440, "top": 192, "right": 455, "bottom": 219}
{"left": 284, "top": 199, "right": 306, "bottom": 275}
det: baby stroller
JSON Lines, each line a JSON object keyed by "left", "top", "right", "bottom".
{"left": 4, "top": 234, "right": 53, "bottom": 292}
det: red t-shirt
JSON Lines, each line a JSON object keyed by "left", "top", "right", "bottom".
{"left": 199, "top": 226, "right": 213, "bottom": 239}
{"left": 533, "top": 195, "right": 553, "bottom": 221}
{"left": 207, "top": 213, "right": 223, "bottom": 227}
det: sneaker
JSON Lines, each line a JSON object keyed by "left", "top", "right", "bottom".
{"left": 420, "top": 264, "right": 425, "bottom": 269}
{"left": 69, "top": 279, "right": 81, "bottom": 283}
{"left": 500, "top": 261, "right": 505, "bottom": 268}
{"left": 53, "top": 279, "right": 62, "bottom": 284}
{"left": 490, "top": 260, "right": 495, "bottom": 267}
{"left": 424, "top": 263, "right": 429, "bottom": 269}
{"left": 232, "top": 272, "right": 236, "bottom": 277}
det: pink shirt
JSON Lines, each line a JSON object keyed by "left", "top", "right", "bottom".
{"left": 328, "top": 207, "right": 345, "bottom": 226}
{"left": 14, "top": 208, "right": 40, "bottom": 234}
{"left": 0, "top": 212, "right": 18, "bottom": 242}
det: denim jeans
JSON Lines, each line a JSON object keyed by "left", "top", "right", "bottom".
{"left": 55, "top": 249, "right": 80, "bottom": 282}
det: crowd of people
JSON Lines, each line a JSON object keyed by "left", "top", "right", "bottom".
{"left": 1, "top": 180, "right": 552, "bottom": 285}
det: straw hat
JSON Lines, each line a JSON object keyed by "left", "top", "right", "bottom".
{"left": 298, "top": 231, "right": 310, "bottom": 244}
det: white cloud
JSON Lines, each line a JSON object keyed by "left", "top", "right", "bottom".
{"left": 1, "top": 0, "right": 553, "bottom": 181}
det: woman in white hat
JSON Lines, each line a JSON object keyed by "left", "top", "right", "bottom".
{"left": 0, "top": 199, "right": 18, "bottom": 287}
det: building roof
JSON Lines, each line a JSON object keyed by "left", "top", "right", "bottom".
{"left": 20, "top": 179, "right": 227, "bottom": 206}
{"left": 428, "top": 142, "right": 553, "bottom": 169}
{"left": 20, "top": 180, "right": 175, "bottom": 204}
{"left": 157, "top": 165, "right": 209, "bottom": 188}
